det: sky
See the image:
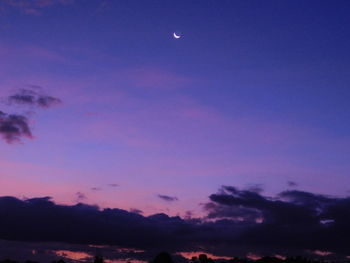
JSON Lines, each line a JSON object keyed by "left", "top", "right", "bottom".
{"left": 1, "top": 0, "right": 350, "bottom": 261}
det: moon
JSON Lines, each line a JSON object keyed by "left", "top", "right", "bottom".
{"left": 173, "top": 32, "right": 181, "bottom": 39}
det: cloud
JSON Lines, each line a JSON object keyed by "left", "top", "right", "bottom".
{"left": 245, "top": 184, "right": 264, "bottom": 194}
{"left": 129, "top": 208, "right": 143, "bottom": 215}
{"left": 8, "top": 88, "right": 62, "bottom": 108}
{"left": 204, "top": 186, "right": 350, "bottom": 257}
{"left": 0, "top": 111, "right": 32, "bottom": 143}
{"left": 0, "top": 196, "right": 192, "bottom": 252}
{"left": 157, "top": 195, "right": 178, "bottom": 202}
{"left": 0, "top": 87, "right": 62, "bottom": 144}
{"left": 121, "top": 68, "right": 192, "bottom": 90}
{"left": 1, "top": 187, "right": 350, "bottom": 259}
{"left": 1, "top": 0, "right": 74, "bottom": 15}
{"left": 287, "top": 181, "right": 298, "bottom": 187}
{"left": 75, "top": 192, "right": 87, "bottom": 202}
{"left": 108, "top": 184, "right": 119, "bottom": 188}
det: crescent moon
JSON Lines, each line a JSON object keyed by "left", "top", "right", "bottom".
{"left": 173, "top": 32, "right": 181, "bottom": 39}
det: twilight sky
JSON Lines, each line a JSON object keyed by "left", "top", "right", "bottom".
{"left": 1, "top": 0, "right": 350, "bottom": 261}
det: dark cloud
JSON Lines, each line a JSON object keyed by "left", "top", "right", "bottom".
{"left": 157, "top": 195, "right": 178, "bottom": 202}
{"left": 245, "top": 184, "right": 264, "bottom": 194}
{"left": 129, "top": 208, "right": 143, "bottom": 215}
{"left": 8, "top": 89, "right": 61, "bottom": 108}
{"left": 205, "top": 186, "right": 350, "bottom": 257}
{"left": 184, "top": 211, "right": 194, "bottom": 220}
{"left": 0, "top": 196, "right": 192, "bottom": 253}
{"left": 1, "top": 187, "right": 350, "bottom": 259}
{"left": 0, "top": 87, "right": 62, "bottom": 144}
{"left": 75, "top": 192, "right": 87, "bottom": 202}
{"left": 287, "top": 181, "right": 298, "bottom": 187}
{"left": 91, "top": 187, "right": 102, "bottom": 191}
{"left": 0, "top": 111, "right": 32, "bottom": 143}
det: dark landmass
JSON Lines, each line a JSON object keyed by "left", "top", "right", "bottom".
{"left": 0, "top": 252, "right": 348, "bottom": 263}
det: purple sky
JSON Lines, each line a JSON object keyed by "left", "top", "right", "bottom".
{"left": 1, "top": 0, "right": 350, "bottom": 261}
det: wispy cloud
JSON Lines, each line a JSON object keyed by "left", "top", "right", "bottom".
{"left": 157, "top": 194, "right": 178, "bottom": 202}
{"left": 1, "top": 0, "right": 74, "bottom": 15}
{"left": 8, "top": 88, "right": 62, "bottom": 108}
{"left": 118, "top": 68, "right": 193, "bottom": 90}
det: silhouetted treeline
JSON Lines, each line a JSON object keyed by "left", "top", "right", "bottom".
{"left": 150, "top": 252, "right": 346, "bottom": 263}
{"left": 0, "top": 252, "right": 347, "bottom": 263}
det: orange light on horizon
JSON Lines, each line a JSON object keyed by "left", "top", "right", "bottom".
{"left": 54, "top": 250, "right": 93, "bottom": 261}
{"left": 177, "top": 251, "right": 231, "bottom": 260}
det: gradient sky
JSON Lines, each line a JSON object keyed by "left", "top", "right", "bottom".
{"left": 1, "top": 0, "right": 350, "bottom": 218}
